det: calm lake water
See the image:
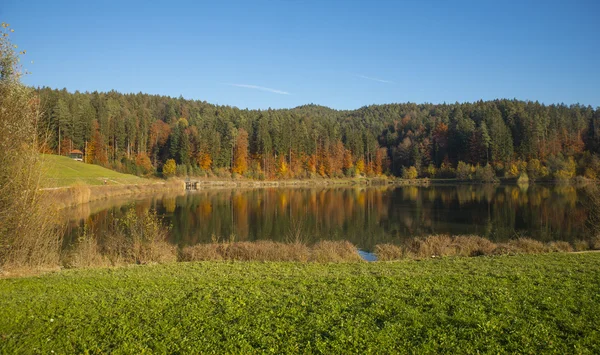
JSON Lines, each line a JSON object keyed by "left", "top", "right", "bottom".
{"left": 63, "top": 184, "right": 593, "bottom": 251}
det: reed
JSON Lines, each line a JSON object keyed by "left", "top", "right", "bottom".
{"left": 374, "top": 235, "right": 593, "bottom": 261}
{"left": 181, "top": 240, "right": 360, "bottom": 262}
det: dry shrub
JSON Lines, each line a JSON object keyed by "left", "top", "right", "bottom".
{"left": 63, "top": 228, "right": 111, "bottom": 268}
{"left": 310, "top": 240, "right": 362, "bottom": 262}
{"left": 180, "top": 244, "right": 224, "bottom": 261}
{"left": 0, "top": 28, "right": 62, "bottom": 273}
{"left": 374, "top": 235, "right": 580, "bottom": 261}
{"left": 491, "top": 243, "right": 519, "bottom": 256}
{"left": 374, "top": 244, "right": 404, "bottom": 261}
{"left": 405, "top": 235, "right": 455, "bottom": 258}
{"left": 453, "top": 236, "right": 497, "bottom": 256}
{"left": 591, "top": 235, "right": 600, "bottom": 250}
{"left": 65, "top": 208, "right": 176, "bottom": 268}
{"left": 222, "top": 241, "right": 310, "bottom": 262}
{"left": 573, "top": 240, "right": 590, "bottom": 252}
{"left": 506, "top": 238, "right": 548, "bottom": 254}
{"left": 106, "top": 208, "right": 176, "bottom": 264}
{"left": 547, "top": 241, "right": 574, "bottom": 253}
{"left": 181, "top": 240, "right": 359, "bottom": 262}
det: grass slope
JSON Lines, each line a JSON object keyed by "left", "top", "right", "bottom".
{"left": 1, "top": 254, "right": 600, "bottom": 353}
{"left": 41, "top": 154, "right": 145, "bottom": 187}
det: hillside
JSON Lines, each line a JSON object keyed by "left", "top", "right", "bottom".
{"left": 41, "top": 154, "right": 146, "bottom": 188}
{"left": 37, "top": 87, "right": 600, "bottom": 181}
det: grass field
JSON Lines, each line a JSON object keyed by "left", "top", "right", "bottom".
{"left": 40, "top": 154, "right": 146, "bottom": 187}
{"left": 1, "top": 253, "right": 599, "bottom": 353}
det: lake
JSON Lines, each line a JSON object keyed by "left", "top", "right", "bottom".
{"left": 63, "top": 184, "right": 593, "bottom": 252}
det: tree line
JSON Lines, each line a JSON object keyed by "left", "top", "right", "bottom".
{"left": 37, "top": 87, "right": 600, "bottom": 180}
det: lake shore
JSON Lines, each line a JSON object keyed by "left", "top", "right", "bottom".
{"left": 43, "top": 176, "right": 429, "bottom": 208}
{"left": 1, "top": 253, "right": 599, "bottom": 353}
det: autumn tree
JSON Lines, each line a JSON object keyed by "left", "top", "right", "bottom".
{"left": 374, "top": 147, "right": 388, "bottom": 176}
{"left": 197, "top": 152, "right": 212, "bottom": 170}
{"left": 402, "top": 166, "right": 418, "bottom": 179}
{"left": 232, "top": 128, "right": 249, "bottom": 175}
{"left": 87, "top": 120, "right": 108, "bottom": 166}
{"left": 163, "top": 159, "right": 176, "bottom": 178}
{"left": 135, "top": 152, "right": 153, "bottom": 176}
{"left": 356, "top": 158, "right": 365, "bottom": 175}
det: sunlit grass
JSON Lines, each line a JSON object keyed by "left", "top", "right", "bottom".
{"left": 40, "top": 154, "right": 146, "bottom": 187}
{"left": 1, "top": 253, "right": 599, "bottom": 353}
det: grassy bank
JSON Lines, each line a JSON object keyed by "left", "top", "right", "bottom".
{"left": 1, "top": 253, "right": 599, "bottom": 353}
{"left": 41, "top": 154, "right": 147, "bottom": 187}
{"left": 39, "top": 155, "right": 183, "bottom": 207}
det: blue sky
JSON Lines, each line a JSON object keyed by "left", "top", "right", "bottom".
{"left": 2, "top": 0, "right": 599, "bottom": 109}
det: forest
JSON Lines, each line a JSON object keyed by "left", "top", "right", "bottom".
{"left": 37, "top": 87, "right": 600, "bottom": 181}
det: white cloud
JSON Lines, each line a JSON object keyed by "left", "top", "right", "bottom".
{"left": 354, "top": 74, "right": 394, "bottom": 84}
{"left": 224, "top": 83, "right": 290, "bottom": 95}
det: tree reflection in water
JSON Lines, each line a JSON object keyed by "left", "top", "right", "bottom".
{"left": 64, "top": 185, "right": 592, "bottom": 252}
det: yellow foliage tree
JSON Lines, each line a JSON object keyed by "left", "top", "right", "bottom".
{"left": 508, "top": 163, "right": 520, "bottom": 177}
{"left": 403, "top": 166, "right": 418, "bottom": 179}
{"left": 356, "top": 158, "right": 365, "bottom": 175}
{"left": 232, "top": 129, "right": 249, "bottom": 175}
{"left": 277, "top": 155, "right": 288, "bottom": 177}
{"left": 163, "top": 159, "right": 176, "bottom": 178}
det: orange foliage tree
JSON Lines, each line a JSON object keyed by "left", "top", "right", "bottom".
{"left": 135, "top": 152, "right": 153, "bottom": 175}
{"left": 197, "top": 152, "right": 212, "bottom": 170}
{"left": 149, "top": 120, "right": 171, "bottom": 152}
{"left": 374, "top": 147, "right": 388, "bottom": 175}
{"left": 343, "top": 149, "right": 354, "bottom": 171}
{"left": 87, "top": 120, "right": 108, "bottom": 166}
{"left": 59, "top": 137, "right": 72, "bottom": 156}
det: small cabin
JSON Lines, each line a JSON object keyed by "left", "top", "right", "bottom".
{"left": 69, "top": 149, "right": 84, "bottom": 162}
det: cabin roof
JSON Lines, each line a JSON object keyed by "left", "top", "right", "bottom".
{"left": 70, "top": 149, "right": 84, "bottom": 154}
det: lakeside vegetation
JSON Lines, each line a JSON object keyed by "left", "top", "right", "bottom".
{"left": 64, "top": 206, "right": 600, "bottom": 266}
{"left": 2, "top": 253, "right": 600, "bottom": 353}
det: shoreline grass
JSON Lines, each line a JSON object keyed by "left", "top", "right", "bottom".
{"left": 1, "top": 253, "right": 599, "bottom": 353}
{"left": 56, "top": 232, "right": 600, "bottom": 273}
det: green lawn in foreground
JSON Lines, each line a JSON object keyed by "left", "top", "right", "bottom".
{"left": 40, "top": 154, "right": 146, "bottom": 187}
{"left": 1, "top": 253, "right": 599, "bottom": 353}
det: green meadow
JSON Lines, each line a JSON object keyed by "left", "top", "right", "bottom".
{"left": 1, "top": 253, "right": 599, "bottom": 354}
{"left": 40, "top": 154, "right": 146, "bottom": 187}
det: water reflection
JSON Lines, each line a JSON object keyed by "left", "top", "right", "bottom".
{"left": 64, "top": 185, "right": 592, "bottom": 251}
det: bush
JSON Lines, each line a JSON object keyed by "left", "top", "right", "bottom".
{"left": 456, "top": 161, "right": 472, "bottom": 180}
{"left": 67, "top": 208, "right": 176, "bottom": 267}
{"left": 425, "top": 164, "right": 437, "bottom": 178}
{"left": 402, "top": 166, "right": 418, "bottom": 179}
{"left": 438, "top": 162, "right": 456, "bottom": 178}
{"left": 162, "top": 159, "right": 177, "bottom": 178}
{"left": 527, "top": 159, "right": 546, "bottom": 181}
{"left": 508, "top": 163, "right": 520, "bottom": 177}
{"left": 517, "top": 173, "right": 529, "bottom": 185}
{"left": 475, "top": 164, "right": 497, "bottom": 182}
